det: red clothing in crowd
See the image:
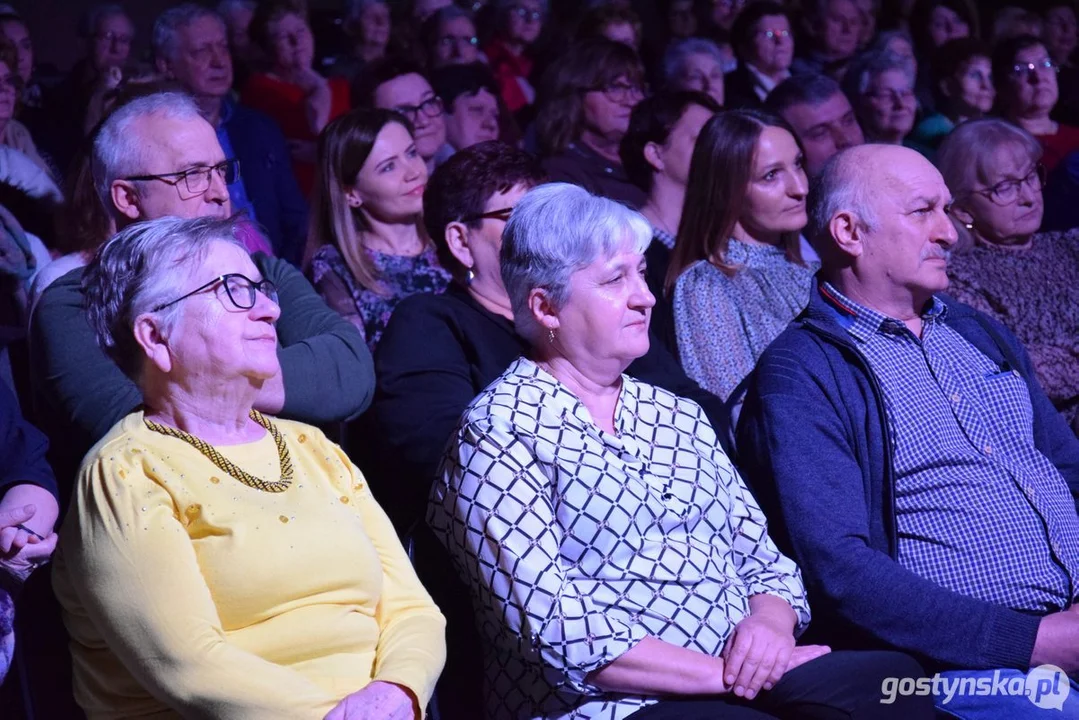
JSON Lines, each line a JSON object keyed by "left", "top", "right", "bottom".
{"left": 1034, "top": 123, "right": 1079, "bottom": 173}
{"left": 484, "top": 39, "right": 534, "bottom": 114}
{"left": 241, "top": 73, "right": 350, "bottom": 196}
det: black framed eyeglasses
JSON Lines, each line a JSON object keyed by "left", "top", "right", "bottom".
{"left": 124, "top": 159, "right": 240, "bottom": 197}
{"left": 971, "top": 164, "right": 1046, "bottom": 206}
{"left": 438, "top": 34, "right": 479, "bottom": 48}
{"left": 394, "top": 96, "right": 444, "bottom": 123}
{"left": 151, "top": 273, "right": 279, "bottom": 313}
{"left": 588, "top": 81, "right": 645, "bottom": 104}
{"left": 461, "top": 206, "right": 514, "bottom": 223}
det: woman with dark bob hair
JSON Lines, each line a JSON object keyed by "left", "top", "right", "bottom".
{"left": 306, "top": 108, "right": 449, "bottom": 351}
{"left": 428, "top": 181, "right": 933, "bottom": 720}
{"left": 670, "top": 109, "right": 817, "bottom": 402}
{"left": 535, "top": 38, "right": 647, "bottom": 208}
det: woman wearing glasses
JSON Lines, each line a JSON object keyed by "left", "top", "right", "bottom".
{"left": 52, "top": 215, "right": 446, "bottom": 720}
{"left": 484, "top": 0, "right": 545, "bottom": 117}
{"left": 993, "top": 34, "right": 1079, "bottom": 173}
{"left": 938, "top": 119, "right": 1079, "bottom": 433}
{"left": 536, "top": 39, "right": 647, "bottom": 209}
{"left": 307, "top": 108, "right": 449, "bottom": 351}
{"left": 841, "top": 47, "right": 917, "bottom": 146}
{"left": 241, "top": 1, "right": 350, "bottom": 195}
{"left": 724, "top": 2, "right": 794, "bottom": 109}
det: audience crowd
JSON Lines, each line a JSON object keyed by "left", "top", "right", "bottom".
{"left": 0, "top": 0, "right": 1076, "bottom": 719}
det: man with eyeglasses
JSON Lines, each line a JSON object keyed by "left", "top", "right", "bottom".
{"left": 994, "top": 34, "right": 1079, "bottom": 173}
{"left": 353, "top": 58, "right": 453, "bottom": 172}
{"left": 738, "top": 143, "right": 1079, "bottom": 718}
{"left": 152, "top": 3, "right": 308, "bottom": 266}
{"left": 29, "top": 91, "right": 374, "bottom": 498}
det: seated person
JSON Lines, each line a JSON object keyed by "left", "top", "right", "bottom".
{"left": 29, "top": 92, "right": 373, "bottom": 493}
{"left": 661, "top": 38, "right": 726, "bottom": 110}
{"left": 306, "top": 109, "right": 449, "bottom": 351}
{"left": 994, "top": 34, "right": 1079, "bottom": 172}
{"left": 618, "top": 91, "right": 720, "bottom": 351}
{"left": 938, "top": 119, "right": 1079, "bottom": 428}
{"left": 482, "top": 0, "right": 544, "bottom": 117}
{"left": 352, "top": 58, "right": 453, "bottom": 173}
{"left": 428, "top": 181, "right": 933, "bottom": 720}
{"left": 52, "top": 215, "right": 445, "bottom": 719}
{"left": 241, "top": 0, "right": 350, "bottom": 195}
{"left": 737, "top": 144, "right": 1079, "bottom": 717}
{"left": 790, "top": 0, "right": 860, "bottom": 78}
{"left": 724, "top": 2, "right": 794, "bottom": 109}
{"left": 670, "top": 110, "right": 817, "bottom": 401}
{"left": 764, "top": 73, "right": 864, "bottom": 177}
{"left": 153, "top": 3, "right": 308, "bottom": 265}
{"left": 841, "top": 48, "right": 917, "bottom": 146}
{"left": 0, "top": 379, "right": 57, "bottom": 683}
{"left": 431, "top": 62, "right": 501, "bottom": 153}
{"left": 535, "top": 39, "right": 646, "bottom": 209}
{"left": 907, "top": 38, "right": 993, "bottom": 157}
{"left": 422, "top": 5, "right": 480, "bottom": 69}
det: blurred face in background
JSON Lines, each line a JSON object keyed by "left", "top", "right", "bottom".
{"left": 780, "top": 91, "right": 864, "bottom": 176}
{"left": 581, "top": 74, "right": 645, "bottom": 142}
{"left": 357, "top": 2, "right": 391, "bottom": 50}
{"left": 432, "top": 15, "right": 479, "bottom": 67}
{"left": 861, "top": 69, "right": 916, "bottom": 142}
{"left": 668, "top": 0, "right": 697, "bottom": 38}
{"left": 0, "top": 60, "right": 17, "bottom": 124}
{"left": 267, "top": 12, "right": 315, "bottom": 73}
{"left": 927, "top": 5, "right": 969, "bottom": 49}
{"left": 221, "top": 2, "right": 255, "bottom": 57}
{"left": 91, "top": 12, "right": 134, "bottom": 72}
{"left": 675, "top": 52, "right": 725, "bottom": 106}
{"left": 1044, "top": 5, "right": 1078, "bottom": 65}
{"left": 748, "top": 15, "right": 794, "bottom": 76}
{"left": 815, "top": 0, "right": 859, "bottom": 59}
{"left": 445, "top": 88, "right": 500, "bottom": 149}
{"left": 712, "top": 0, "right": 746, "bottom": 31}
{"left": 505, "top": 0, "right": 544, "bottom": 46}
{"left": 941, "top": 55, "right": 993, "bottom": 118}
{"left": 1001, "top": 43, "right": 1060, "bottom": 118}
{"left": 160, "top": 15, "right": 234, "bottom": 100}
{"left": 374, "top": 72, "right": 448, "bottom": 162}
{"left": 0, "top": 18, "right": 33, "bottom": 84}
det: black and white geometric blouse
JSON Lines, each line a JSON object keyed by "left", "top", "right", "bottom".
{"left": 428, "top": 358, "right": 810, "bottom": 720}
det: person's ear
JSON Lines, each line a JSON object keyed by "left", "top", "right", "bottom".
{"left": 949, "top": 202, "right": 975, "bottom": 228}
{"left": 527, "top": 286, "right": 559, "bottom": 333}
{"left": 344, "top": 185, "right": 364, "bottom": 209}
{"left": 132, "top": 313, "right": 173, "bottom": 375}
{"left": 444, "top": 220, "right": 474, "bottom": 271}
{"left": 110, "top": 180, "right": 142, "bottom": 221}
{"left": 643, "top": 140, "right": 665, "bottom": 174}
{"left": 829, "top": 209, "right": 865, "bottom": 259}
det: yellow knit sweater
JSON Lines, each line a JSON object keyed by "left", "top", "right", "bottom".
{"left": 53, "top": 411, "right": 446, "bottom": 719}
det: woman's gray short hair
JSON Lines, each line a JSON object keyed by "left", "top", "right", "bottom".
{"left": 83, "top": 215, "right": 247, "bottom": 381}
{"left": 501, "top": 183, "right": 652, "bottom": 344}
{"left": 153, "top": 4, "right": 223, "bottom": 63}
{"left": 663, "top": 38, "right": 724, "bottom": 89}
{"left": 92, "top": 91, "right": 203, "bottom": 215}
{"left": 842, "top": 48, "right": 915, "bottom": 99}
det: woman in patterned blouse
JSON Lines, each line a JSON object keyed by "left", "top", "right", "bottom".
{"left": 306, "top": 108, "right": 450, "bottom": 351}
{"left": 429, "top": 182, "right": 932, "bottom": 720}
{"left": 938, "top": 118, "right": 1079, "bottom": 434}
{"left": 669, "top": 109, "right": 818, "bottom": 402}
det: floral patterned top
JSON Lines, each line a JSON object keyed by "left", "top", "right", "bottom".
{"left": 947, "top": 230, "right": 1079, "bottom": 425}
{"left": 673, "top": 239, "right": 819, "bottom": 401}
{"left": 309, "top": 244, "right": 451, "bottom": 352}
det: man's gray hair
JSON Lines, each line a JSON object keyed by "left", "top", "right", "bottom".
{"left": 153, "top": 3, "right": 224, "bottom": 63}
{"left": 501, "top": 183, "right": 652, "bottom": 344}
{"left": 806, "top": 147, "right": 880, "bottom": 253}
{"left": 92, "top": 91, "right": 203, "bottom": 214}
{"left": 842, "top": 48, "right": 915, "bottom": 99}
{"left": 83, "top": 215, "right": 247, "bottom": 381}
{"left": 662, "top": 38, "right": 724, "bottom": 88}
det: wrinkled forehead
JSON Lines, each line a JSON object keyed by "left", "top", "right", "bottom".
{"left": 139, "top": 115, "right": 226, "bottom": 171}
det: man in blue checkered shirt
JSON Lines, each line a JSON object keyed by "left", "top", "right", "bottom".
{"left": 738, "top": 143, "right": 1079, "bottom": 719}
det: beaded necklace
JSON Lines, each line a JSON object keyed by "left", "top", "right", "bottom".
{"left": 143, "top": 410, "right": 294, "bottom": 493}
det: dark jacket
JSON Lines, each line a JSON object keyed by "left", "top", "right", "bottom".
{"left": 723, "top": 65, "right": 765, "bottom": 110}
{"left": 541, "top": 143, "right": 647, "bottom": 209}
{"left": 222, "top": 102, "right": 309, "bottom": 266}
{"left": 0, "top": 378, "right": 55, "bottom": 502}
{"left": 29, "top": 254, "right": 373, "bottom": 498}
{"left": 364, "top": 282, "right": 730, "bottom": 534}
{"left": 736, "top": 282, "right": 1079, "bottom": 672}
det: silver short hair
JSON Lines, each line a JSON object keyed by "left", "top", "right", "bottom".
{"left": 842, "top": 48, "right": 915, "bottom": 99}
{"left": 501, "top": 183, "right": 652, "bottom": 344}
{"left": 806, "top": 147, "right": 880, "bottom": 256}
{"left": 153, "top": 3, "right": 224, "bottom": 63}
{"left": 662, "top": 38, "right": 724, "bottom": 89}
{"left": 83, "top": 215, "right": 247, "bottom": 381}
{"left": 92, "top": 91, "right": 203, "bottom": 215}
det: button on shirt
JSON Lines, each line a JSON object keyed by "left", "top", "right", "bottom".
{"left": 820, "top": 282, "right": 1079, "bottom": 612}
{"left": 216, "top": 100, "right": 259, "bottom": 225}
{"left": 429, "top": 358, "right": 809, "bottom": 720}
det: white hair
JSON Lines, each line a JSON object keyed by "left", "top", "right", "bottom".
{"left": 91, "top": 91, "right": 203, "bottom": 215}
{"left": 500, "top": 183, "right": 652, "bottom": 344}
{"left": 153, "top": 3, "right": 224, "bottom": 63}
{"left": 663, "top": 38, "right": 725, "bottom": 88}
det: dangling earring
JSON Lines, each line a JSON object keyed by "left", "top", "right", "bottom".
{"left": 548, "top": 328, "right": 556, "bottom": 344}
{"left": 465, "top": 267, "right": 475, "bottom": 285}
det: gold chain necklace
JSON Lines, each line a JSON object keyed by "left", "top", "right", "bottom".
{"left": 143, "top": 410, "right": 294, "bottom": 493}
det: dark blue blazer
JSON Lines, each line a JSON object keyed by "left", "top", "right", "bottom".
{"left": 223, "top": 102, "right": 309, "bottom": 266}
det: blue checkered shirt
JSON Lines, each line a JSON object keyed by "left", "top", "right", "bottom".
{"left": 820, "top": 282, "right": 1079, "bottom": 612}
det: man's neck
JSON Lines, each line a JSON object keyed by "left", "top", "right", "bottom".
{"left": 578, "top": 130, "right": 623, "bottom": 164}
{"left": 831, "top": 272, "right": 931, "bottom": 337}
{"left": 640, "top": 176, "right": 686, "bottom": 237}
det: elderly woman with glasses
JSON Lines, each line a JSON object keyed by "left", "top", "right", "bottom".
{"left": 938, "top": 119, "right": 1079, "bottom": 433}
{"left": 994, "top": 34, "right": 1079, "bottom": 173}
{"left": 428, "top": 181, "right": 933, "bottom": 720}
{"left": 842, "top": 48, "right": 918, "bottom": 145}
{"left": 536, "top": 39, "right": 647, "bottom": 208}
{"left": 52, "top": 215, "right": 446, "bottom": 720}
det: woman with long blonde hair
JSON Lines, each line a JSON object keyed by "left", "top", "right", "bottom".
{"left": 306, "top": 108, "right": 450, "bottom": 351}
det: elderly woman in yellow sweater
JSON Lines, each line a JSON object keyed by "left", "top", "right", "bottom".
{"left": 52, "top": 215, "right": 445, "bottom": 720}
